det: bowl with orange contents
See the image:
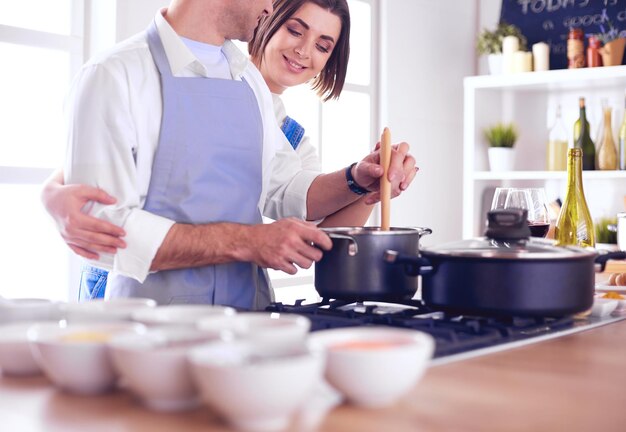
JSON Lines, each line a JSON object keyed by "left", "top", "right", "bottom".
{"left": 308, "top": 327, "right": 434, "bottom": 408}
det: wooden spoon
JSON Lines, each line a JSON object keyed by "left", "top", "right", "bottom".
{"left": 380, "top": 127, "right": 392, "bottom": 231}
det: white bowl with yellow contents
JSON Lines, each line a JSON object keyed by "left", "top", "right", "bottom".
{"left": 28, "top": 321, "right": 146, "bottom": 394}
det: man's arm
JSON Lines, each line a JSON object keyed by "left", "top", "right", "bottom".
{"left": 151, "top": 218, "right": 332, "bottom": 275}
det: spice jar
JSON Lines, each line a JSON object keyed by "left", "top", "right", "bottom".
{"left": 567, "top": 28, "right": 585, "bottom": 68}
{"left": 587, "top": 35, "right": 603, "bottom": 67}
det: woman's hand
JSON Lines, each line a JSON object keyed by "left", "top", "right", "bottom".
{"left": 352, "top": 142, "right": 418, "bottom": 205}
{"left": 41, "top": 170, "right": 126, "bottom": 260}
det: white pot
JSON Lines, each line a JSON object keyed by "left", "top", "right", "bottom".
{"left": 488, "top": 147, "right": 515, "bottom": 171}
{"left": 487, "top": 54, "right": 503, "bottom": 75}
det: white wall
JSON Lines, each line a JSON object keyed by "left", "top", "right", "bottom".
{"left": 380, "top": 0, "right": 480, "bottom": 245}
{"left": 115, "top": 0, "right": 168, "bottom": 42}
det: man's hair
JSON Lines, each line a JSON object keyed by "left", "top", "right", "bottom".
{"left": 248, "top": 0, "right": 350, "bottom": 101}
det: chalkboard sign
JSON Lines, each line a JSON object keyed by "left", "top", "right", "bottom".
{"left": 500, "top": 0, "right": 626, "bottom": 69}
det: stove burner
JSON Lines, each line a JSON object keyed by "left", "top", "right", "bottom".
{"left": 266, "top": 299, "right": 574, "bottom": 358}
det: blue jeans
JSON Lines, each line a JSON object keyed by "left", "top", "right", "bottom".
{"left": 78, "top": 265, "right": 109, "bottom": 301}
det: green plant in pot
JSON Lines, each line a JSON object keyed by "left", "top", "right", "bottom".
{"left": 477, "top": 21, "right": 527, "bottom": 74}
{"left": 484, "top": 122, "right": 518, "bottom": 171}
{"left": 595, "top": 217, "right": 617, "bottom": 244}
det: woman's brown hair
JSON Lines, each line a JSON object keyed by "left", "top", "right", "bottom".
{"left": 249, "top": 0, "right": 350, "bottom": 102}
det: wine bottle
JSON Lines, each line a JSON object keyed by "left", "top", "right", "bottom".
{"left": 555, "top": 148, "right": 595, "bottom": 248}
{"left": 573, "top": 97, "right": 596, "bottom": 170}
{"left": 546, "top": 105, "right": 568, "bottom": 171}
{"left": 573, "top": 98, "right": 590, "bottom": 144}
{"left": 619, "top": 95, "right": 626, "bottom": 170}
{"left": 597, "top": 102, "right": 617, "bottom": 170}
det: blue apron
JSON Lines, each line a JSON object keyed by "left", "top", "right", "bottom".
{"left": 105, "top": 21, "right": 271, "bottom": 309}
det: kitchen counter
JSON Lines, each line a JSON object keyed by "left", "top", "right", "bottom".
{"left": 1, "top": 317, "right": 625, "bottom": 432}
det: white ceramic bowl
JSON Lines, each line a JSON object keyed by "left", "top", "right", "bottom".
{"left": 61, "top": 298, "right": 157, "bottom": 323}
{"left": 28, "top": 321, "right": 146, "bottom": 394}
{"left": 0, "top": 322, "right": 47, "bottom": 376}
{"left": 196, "top": 312, "right": 310, "bottom": 348}
{"left": 131, "top": 304, "right": 236, "bottom": 327}
{"left": 0, "top": 298, "right": 62, "bottom": 324}
{"left": 109, "top": 327, "right": 222, "bottom": 412}
{"left": 309, "top": 327, "right": 435, "bottom": 408}
{"left": 188, "top": 339, "right": 324, "bottom": 432}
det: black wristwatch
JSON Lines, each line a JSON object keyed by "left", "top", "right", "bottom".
{"left": 345, "top": 163, "right": 370, "bottom": 195}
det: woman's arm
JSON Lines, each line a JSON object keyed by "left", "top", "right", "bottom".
{"left": 41, "top": 169, "right": 126, "bottom": 260}
{"left": 318, "top": 197, "right": 373, "bottom": 228}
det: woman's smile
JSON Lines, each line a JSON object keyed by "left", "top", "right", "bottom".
{"left": 283, "top": 55, "right": 307, "bottom": 73}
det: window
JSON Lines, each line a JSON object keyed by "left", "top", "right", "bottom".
{"left": 0, "top": 0, "right": 86, "bottom": 300}
{"left": 270, "top": 0, "right": 379, "bottom": 304}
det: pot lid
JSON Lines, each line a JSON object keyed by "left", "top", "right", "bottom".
{"left": 423, "top": 237, "right": 595, "bottom": 259}
{"left": 424, "top": 209, "right": 596, "bottom": 260}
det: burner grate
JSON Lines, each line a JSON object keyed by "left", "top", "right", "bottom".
{"left": 266, "top": 299, "right": 576, "bottom": 358}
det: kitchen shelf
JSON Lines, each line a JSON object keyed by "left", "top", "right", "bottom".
{"left": 463, "top": 67, "right": 626, "bottom": 238}
{"left": 464, "top": 65, "right": 626, "bottom": 92}
{"left": 473, "top": 170, "right": 626, "bottom": 181}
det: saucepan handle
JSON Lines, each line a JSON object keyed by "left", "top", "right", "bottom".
{"left": 595, "top": 251, "right": 626, "bottom": 272}
{"left": 326, "top": 233, "right": 359, "bottom": 256}
{"left": 384, "top": 250, "right": 434, "bottom": 276}
{"left": 407, "top": 226, "right": 433, "bottom": 237}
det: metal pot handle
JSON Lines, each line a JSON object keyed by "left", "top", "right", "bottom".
{"left": 326, "top": 233, "right": 359, "bottom": 256}
{"left": 384, "top": 250, "right": 434, "bottom": 276}
{"left": 407, "top": 226, "right": 433, "bottom": 237}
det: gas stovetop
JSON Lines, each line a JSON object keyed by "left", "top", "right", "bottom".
{"left": 266, "top": 298, "right": 625, "bottom": 365}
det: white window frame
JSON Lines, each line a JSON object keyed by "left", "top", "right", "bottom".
{"left": 0, "top": 0, "right": 84, "bottom": 184}
{"left": 0, "top": 1, "right": 90, "bottom": 300}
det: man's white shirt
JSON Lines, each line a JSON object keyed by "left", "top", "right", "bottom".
{"left": 64, "top": 9, "right": 320, "bottom": 282}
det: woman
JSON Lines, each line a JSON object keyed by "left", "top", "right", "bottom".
{"left": 42, "top": 0, "right": 417, "bottom": 300}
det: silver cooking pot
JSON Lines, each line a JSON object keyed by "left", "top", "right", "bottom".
{"left": 315, "top": 226, "right": 432, "bottom": 301}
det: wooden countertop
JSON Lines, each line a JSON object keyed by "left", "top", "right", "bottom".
{"left": 2, "top": 317, "right": 626, "bottom": 432}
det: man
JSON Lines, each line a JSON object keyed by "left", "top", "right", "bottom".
{"left": 64, "top": 0, "right": 413, "bottom": 308}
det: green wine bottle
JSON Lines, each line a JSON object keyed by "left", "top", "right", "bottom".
{"left": 573, "top": 101, "right": 590, "bottom": 144}
{"left": 555, "top": 147, "right": 595, "bottom": 248}
{"left": 573, "top": 97, "right": 595, "bottom": 170}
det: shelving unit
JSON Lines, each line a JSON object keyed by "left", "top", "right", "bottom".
{"left": 463, "top": 65, "right": 626, "bottom": 238}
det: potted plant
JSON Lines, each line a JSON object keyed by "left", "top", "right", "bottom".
{"left": 477, "top": 22, "right": 527, "bottom": 75}
{"left": 484, "top": 122, "right": 518, "bottom": 171}
{"left": 596, "top": 21, "right": 626, "bottom": 66}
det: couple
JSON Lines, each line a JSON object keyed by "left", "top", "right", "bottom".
{"left": 43, "top": 0, "right": 418, "bottom": 309}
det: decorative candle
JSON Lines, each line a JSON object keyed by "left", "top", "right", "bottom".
{"left": 502, "top": 36, "right": 520, "bottom": 74}
{"left": 502, "top": 35, "right": 520, "bottom": 54}
{"left": 532, "top": 42, "right": 550, "bottom": 71}
{"left": 513, "top": 51, "right": 532, "bottom": 73}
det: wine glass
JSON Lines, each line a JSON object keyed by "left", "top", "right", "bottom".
{"left": 491, "top": 188, "right": 550, "bottom": 237}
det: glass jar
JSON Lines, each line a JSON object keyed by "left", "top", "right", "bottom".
{"left": 567, "top": 28, "right": 585, "bottom": 68}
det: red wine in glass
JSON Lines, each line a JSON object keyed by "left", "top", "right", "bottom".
{"left": 527, "top": 221, "right": 550, "bottom": 238}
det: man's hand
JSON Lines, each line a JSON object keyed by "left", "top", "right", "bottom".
{"left": 243, "top": 218, "right": 333, "bottom": 275}
{"left": 351, "top": 142, "right": 418, "bottom": 205}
